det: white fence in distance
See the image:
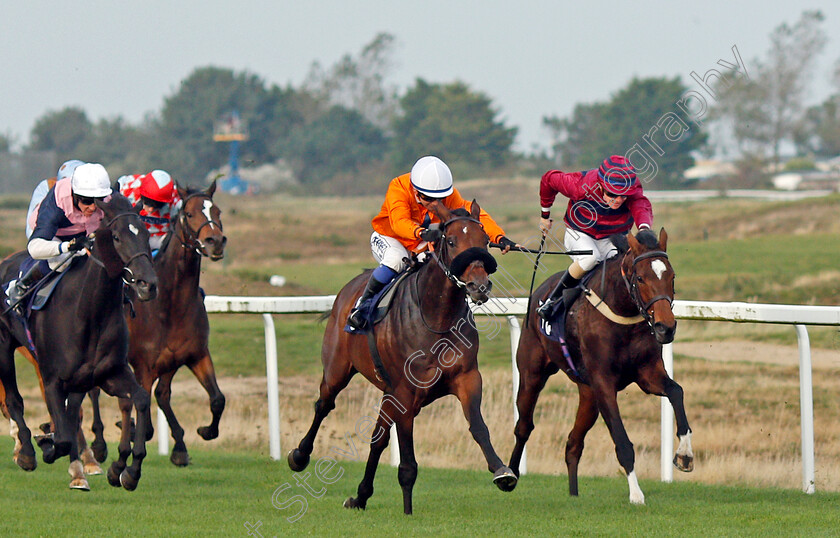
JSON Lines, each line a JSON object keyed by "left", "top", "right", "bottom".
{"left": 168, "top": 295, "right": 840, "bottom": 495}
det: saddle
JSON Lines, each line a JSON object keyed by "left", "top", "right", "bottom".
{"left": 344, "top": 261, "right": 421, "bottom": 335}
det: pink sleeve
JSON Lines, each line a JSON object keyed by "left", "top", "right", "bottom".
{"left": 627, "top": 193, "right": 653, "bottom": 228}
{"left": 539, "top": 170, "right": 584, "bottom": 213}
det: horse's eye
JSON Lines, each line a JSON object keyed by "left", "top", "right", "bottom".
{"left": 113, "top": 235, "right": 121, "bottom": 243}
{"left": 185, "top": 212, "right": 193, "bottom": 218}
{"left": 447, "top": 239, "right": 455, "bottom": 247}
{"left": 636, "top": 275, "right": 643, "bottom": 283}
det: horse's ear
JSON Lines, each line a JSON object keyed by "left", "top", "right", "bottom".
{"left": 627, "top": 231, "right": 641, "bottom": 253}
{"left": 431, "top": 201, "right": 452, "bottom": 223}
{"left": 133, "top": 201, "right": 143, "bottom": 214}
{"left": 176, "top": 182, "right": 188, "bottom": 201}
{"left": 207, "top": 179, "right": 217, "bottom": 198}
{"left": 658, "top": 227, "right": 668, "bottom": 251}
{"left": 469, "top": 199, "right": 480, "bottom": 220}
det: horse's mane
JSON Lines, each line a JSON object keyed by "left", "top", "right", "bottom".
{"left": 450, "top": 207, "right": 470, "bottom": 218}
{"left": 609, "top": 229, "right": 659, "bottom": 254}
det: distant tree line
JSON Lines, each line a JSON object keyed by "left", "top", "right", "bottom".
{"left": 6, "top": 12, "right": 840, "bottom": 192}
{"left": 9, "top": 34, "right": 517, "bottom": 193}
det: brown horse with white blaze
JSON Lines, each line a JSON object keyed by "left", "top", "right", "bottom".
{"left": 288, "top": 201, "right": 517, "bottom": 515}
{"left": 509, "top": 228, "right": 693, "bottom": 504}
{"left": 104, "top": 180, "right": 227, "bottom": 472}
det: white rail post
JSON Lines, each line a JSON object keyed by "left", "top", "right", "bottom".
{"left": 661, "top": 343, "right": 675, "bottom": 482}
{"left": 794, "top": 325, "right": 815, "bottom": 494}
{"left": 264, "top": 313, "right": 281, "bottom": 460}
{"left": 508, "top": 315, "right": 525, "bottom": 475}
{"left": 157, "top": 408, "right": 169, "bottom": 455}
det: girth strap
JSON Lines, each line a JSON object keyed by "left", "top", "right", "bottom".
{"left": 366, "top": 328, "right": 393, "bottom": 391}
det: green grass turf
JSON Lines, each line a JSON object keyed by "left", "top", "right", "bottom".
{"left": 0, "top": 437, "right": 837, "bottom": 537}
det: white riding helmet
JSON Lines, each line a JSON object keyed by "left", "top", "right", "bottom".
{"left": 57, "top": 159, "right": 85, "bottom": 182}
{"left": 410, "top": 156, "right": 453, "bottom": 198}
{"left": 71, "top": 163, "right": 112, "bottom": 198}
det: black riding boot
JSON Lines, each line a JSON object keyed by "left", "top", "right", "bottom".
{"left": 8, "top": 263, "right": 45, "bottom": 313}
{"left": 536, "top": 270, "right": 581, "bottom": 321}
{"left": 347, "top": 275, "right": 388, "bottom": 330}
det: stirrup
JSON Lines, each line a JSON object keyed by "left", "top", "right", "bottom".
{"left": 536, "top": 299, "right": 557, "bottom": 321}
{"left": 347, "top": 308, "right": 367, "bottom": 330}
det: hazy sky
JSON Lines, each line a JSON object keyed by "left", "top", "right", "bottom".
{"left": 2, "top": 1, "right": 839, "bottom": 153}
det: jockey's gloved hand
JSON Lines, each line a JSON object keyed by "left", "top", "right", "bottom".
{"left": 419, "top": 225, "right": 442, "bottom": 244}
{"left": 497, "top": 236, "right": 518, "bottom": 254}
{"left": 66, "top": 235, "right": 92, "bottom": 252}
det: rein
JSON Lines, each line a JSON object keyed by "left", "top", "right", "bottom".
{"left": 178, "top": 193, "right": 223, "bottom": 257}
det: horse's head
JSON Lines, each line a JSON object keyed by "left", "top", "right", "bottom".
{"left": 175, "top": 179, "right": 226, "bottom": 260}
{"left": 428, "top": 200, "right": 497, "bottom": 305}
{"left": 622, "top": 228, "right": 676, "bottom": 344}
{"left": 94, "top": 193, "right": 158, "bottom": 301}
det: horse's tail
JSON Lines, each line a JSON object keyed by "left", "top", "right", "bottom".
{"left": 316, "top": 310, "right": 331, "bottom": 323}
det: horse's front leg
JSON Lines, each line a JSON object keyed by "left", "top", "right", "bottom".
{"left": 107, "top": 396, "right": 133, "bottom": 487}
{"left": 637, "top": 364, "right": 694, "bottom": 472}
{"left": 591, "top": 378, "right": 644, "bottom": 505}
{"left": 40, "top": 381, "right": 73, "bottom": 464}
{"left": 454, "top": 370, "right": 517, "bottom": 492}
{"left": 154, "top": 370, "right": 190, "bottom": 466}
{"left": 188, "top": 354, "right": 225, "bottom": 441}
{"left": 102, "top": 367, "right": 151, "bottom": 491}
{"left": 65, "top": 392, "right": 90, "bottom": 490}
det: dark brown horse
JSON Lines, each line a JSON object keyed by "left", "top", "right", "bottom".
{"left": 509, "top": 228, "right": 693, "bottom": 504}
{"left": 102, "top": 180, "right": 226, "bottom": 472}
{"left": 288, "top": 201, "right": 517, "bottom": 515}
{"left": 0, "top": 192, "right": 157, "bottom": 490}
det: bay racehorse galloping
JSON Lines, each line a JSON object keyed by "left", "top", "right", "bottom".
{"left": 103, "top": 180, "right": 226, "bottom": 472}
{"left": 509, "top": 228, "right": 693, "bottom": 504}
{"left": 0, "top": 192, "right": 157, "bottom": 490}
{"left": 288, "top": 201, "right": 517, "bottom": 515}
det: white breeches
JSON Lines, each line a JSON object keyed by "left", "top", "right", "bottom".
{"left": 370, "top": 232, "right": 411, "bottom": 273}
{"left": 564, "top": 229, "right": 619, "bottom": 272}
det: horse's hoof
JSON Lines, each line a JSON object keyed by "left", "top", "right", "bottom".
{"left": 120, "top": 468, "right": 140, "bottom": 491}
{"left": 170, "top": 450, "right": 190, "bottom": 467}
{"left": 343, "top": 497, "right": 366, "bottom": 510}
{"left": 14, "top": 452, "right": 37, "bottom": 472}
{"left": 107, "top": 464, "right": 124, "bottom": 487}
{"left": 287, "top": 449, "right": 310, "bottom": 472}
{"left": 629, "top": 492, "right": 646, "bottom": 505}
{"left": 197, "top": 426, "right": 218, "bottom": 441}
{"left": 36, "top": 436, "right": 56, "bottom": 464}
{"left": 69, "top": 477, "right": 90, "bottom": 491}
{"left": 91, "top": 440, "right": 108, "bottom": 463}
{"left": 84, "top": 462, "right": 103, "bottom": 475}
{"left": 493, "top": 466, "right": 518, "bottom": 492}
{"left": 673, "top": 454, "right": 694, "bottom": 473}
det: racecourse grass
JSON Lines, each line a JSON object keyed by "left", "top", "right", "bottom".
{"left": 0, "top": 437, "right": 837, "bottom": 537}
